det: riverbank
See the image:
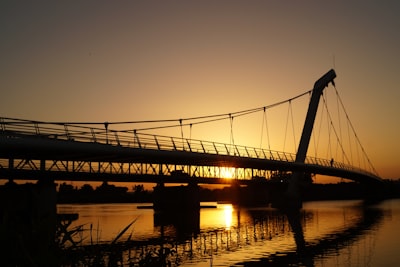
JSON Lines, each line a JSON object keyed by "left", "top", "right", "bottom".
{"left": 56, "top": 181, "right": 400, "bottom": 204}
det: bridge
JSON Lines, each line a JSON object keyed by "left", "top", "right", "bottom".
{"left": 0, "top": 117, "right": 381, "bottom": 185}
{"left": 0, "top": 69, "right": 385, "bottom": 264}
{"left": 0, "top": 69, "right": 381, "bottom": 188}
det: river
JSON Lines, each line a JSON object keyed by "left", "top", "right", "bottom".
{"left": 57, "top": 199, "right": 400, "bottom": 266}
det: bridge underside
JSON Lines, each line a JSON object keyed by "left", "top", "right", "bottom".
{"left": 0, "top": 135, "right": 382, "bottom": 185}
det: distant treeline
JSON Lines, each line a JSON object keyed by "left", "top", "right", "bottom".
{"left": 57, "top": 182, "right": 152, "bottom": 203}
{"left": 57, "top": 180, "right": 400, "bottom": 204}
{"left": 57, "top": 182, "right": 239, "bottom": 203}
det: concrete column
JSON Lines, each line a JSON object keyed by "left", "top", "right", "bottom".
{"left": 34, "top": 178, "right": 57, "bottom": 264}
{"left": 0, "top": 179, "right": 57, "bottom": 265}
{"left": 153, "top": 183, "right": 200, "bottom": 211}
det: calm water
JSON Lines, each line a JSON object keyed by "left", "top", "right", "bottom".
{"left": 57, "top": 199, "right": 400, "bottom": 266}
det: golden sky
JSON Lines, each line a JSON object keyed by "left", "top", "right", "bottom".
{"left": 1, "top": 1, "right": 399, "bottom": 179}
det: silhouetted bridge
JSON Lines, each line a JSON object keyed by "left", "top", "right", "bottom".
{"left": 0, "top": 69, "right": 386, "bottom": 265}
{"left": 0, "top": 118, "right": 381, "bottom": 185}
{"left": 0, "top": 69, "right": 382, "bottom": 187}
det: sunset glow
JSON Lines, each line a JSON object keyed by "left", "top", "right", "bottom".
{"left": 1, "top": 1, "right": 399, "bottom": 179}
{"left": 220, "top": 167, "right": 236, "bottom": 179}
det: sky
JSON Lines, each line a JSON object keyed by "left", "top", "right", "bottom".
{"left": 1, "top": 1, "right": 399, "bottom": 180}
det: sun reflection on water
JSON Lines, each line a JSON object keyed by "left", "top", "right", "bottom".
{"left": 223, "top": 204, "right": 233, "bottom": 229}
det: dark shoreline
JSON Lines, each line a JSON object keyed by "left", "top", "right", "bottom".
{"left": 55, "top": 181, "right": 400, "bottom": 204}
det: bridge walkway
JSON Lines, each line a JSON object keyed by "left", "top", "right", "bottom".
{"left": 0, "top": 118, "right": 381, "bottom": 184}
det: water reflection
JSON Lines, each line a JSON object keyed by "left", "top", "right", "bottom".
{"left": 234, "top": 204, "right": 384, "bottom": 267}
{"left": 56, "top": 200, "right": 385, "bottom": 266}
{"left": 154, "top": 209, "right": 200, "bottom": 240}
{"left": 223, "top": 205, "right": 233, "bottom": 229}
{"left": 285, "top": 208, "right": 306, "bottom": 252}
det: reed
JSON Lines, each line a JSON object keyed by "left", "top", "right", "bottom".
{"left": 56, "top": 216, "right": 181, "bottom": 266}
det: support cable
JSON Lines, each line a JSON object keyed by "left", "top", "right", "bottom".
{"left": 259, "top": 108, "right": 265, "bottom": 150}
{"left": 335, "top": 87, "right": 344, "bottom": 163}
{"left": 346, "top": 117, "right": 354, "bottom": 166}
{"left": 283, "top": 102, "right": 290, "bottom": 152}
{"left": 189, "top": 123, "right": 192, "bottom": 142}
{"left": 179, "top": 119, "right": 184, "bottom": 150}
{"left": 259, "top": 107, "right": 271, "bottom": 151}
{"left": 289, "top": 101, "right": 297, "bottom": 153}
{"left": 333, "top": 86, "right": 379, "bottom": 176}
{"left": 265, "top": 108, "right": 271, "bottom": 151}
{"left": 7, "top": 90, "right": 311, "bottom": 127}
{"left": 229, "top": 114, "right": 235, "bottom": 155}
{"left": 188, "top": 123, "right": 193, "bottom": 151}
{"left": 321, "top": 93, "right": 352, "bottom": 166}
{"left": 131, "top": 90, "right": 312, "bottom": 133}
{"left": 322, "top": 93, "right": 333, "bottom": 161}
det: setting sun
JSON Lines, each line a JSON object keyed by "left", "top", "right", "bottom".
{"left": 220, "top": 167, "right": 236, "bottom": 179}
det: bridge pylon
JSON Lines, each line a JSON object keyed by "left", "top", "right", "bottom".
{"left": 285, "top": 69, "right": 337, "bottom": 208}
{"left": 153, "top": 181, "right": 200, "bottom": 211}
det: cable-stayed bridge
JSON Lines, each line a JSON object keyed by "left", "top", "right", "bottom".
{"left": 0, "top": 69, "right": 387, "bottom": 266}
{"left": 0, "top": 117, "right": 380, "bottom": 185}
{"left": 0, "top": 70, "right": 381, "bottom": 186}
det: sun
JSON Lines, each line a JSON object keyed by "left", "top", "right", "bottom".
{"left": 220, "top": 167, "right": 236, "bottom": 179}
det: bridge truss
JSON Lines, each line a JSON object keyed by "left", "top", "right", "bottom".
{"left": 0, "top": 117, "right": 381, "bottom": 184}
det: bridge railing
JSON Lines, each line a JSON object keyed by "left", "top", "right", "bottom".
{"left": 0, "top": 117, "right": 378, "bottom": 178}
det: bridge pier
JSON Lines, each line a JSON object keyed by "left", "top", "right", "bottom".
{"left": 152, "top": 182, "right": 201, "bottom": 238}
{"left": 233, "top": 183, "right": 270, "bottom": 207}
{"left": 153, "top": 182, "right": 200, "bottom": 211}
{"left": 0, "top": 179, "right": 57, "bottom": 265}
{"left": 283, "top": 172, "right": 305, "bottom": 209}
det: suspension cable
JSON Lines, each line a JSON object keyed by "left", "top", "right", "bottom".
{"left": 321, "top": 92, "right": 352, "bottom": 166}
{"left": 259, "top": 107, "right": 271, "bottom": 151}
{"left": 189, "top": 123, "right": 192, "bottom": 141}
{"left": 283, "top": 101, "right": 290, "bottom": 152}
{"left": 333, "top": 86, "right": 379, "bottom": 176}
{"left": 7, "top": 90, "right": 311, "bottom": 127}
{"left": 229, "top": 113, "right": 235, "bottom": 148}
{"left": 322, "top": 92, "right": 333, "bottom": 161}
{"left": 179, "top": 119, "right": 184, "bottom": 149}
{"left": 128, "top": 90, "right": 312, "bottom": 132}
{"left": 259, "top": 108, "right": 265, "bottom": 150}
{"left": 346, "top": 118, "right": 354, "bottom": 165}
{"left": 289, "top": 101, "right": 297, "bottom": 153}
{"left": 265, "top": 108, "right": 271, "bottom": 151}
{"left": 335, "top": 87, "right": 344, "bottom": 163}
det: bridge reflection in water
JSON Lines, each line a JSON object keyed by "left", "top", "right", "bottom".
{"left": 56, "top": 201, "right": 383, "bottom": 266}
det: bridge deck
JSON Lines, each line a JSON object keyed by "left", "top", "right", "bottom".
{"left": 0, "top": 117, "right": 382, "bottom": 184}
